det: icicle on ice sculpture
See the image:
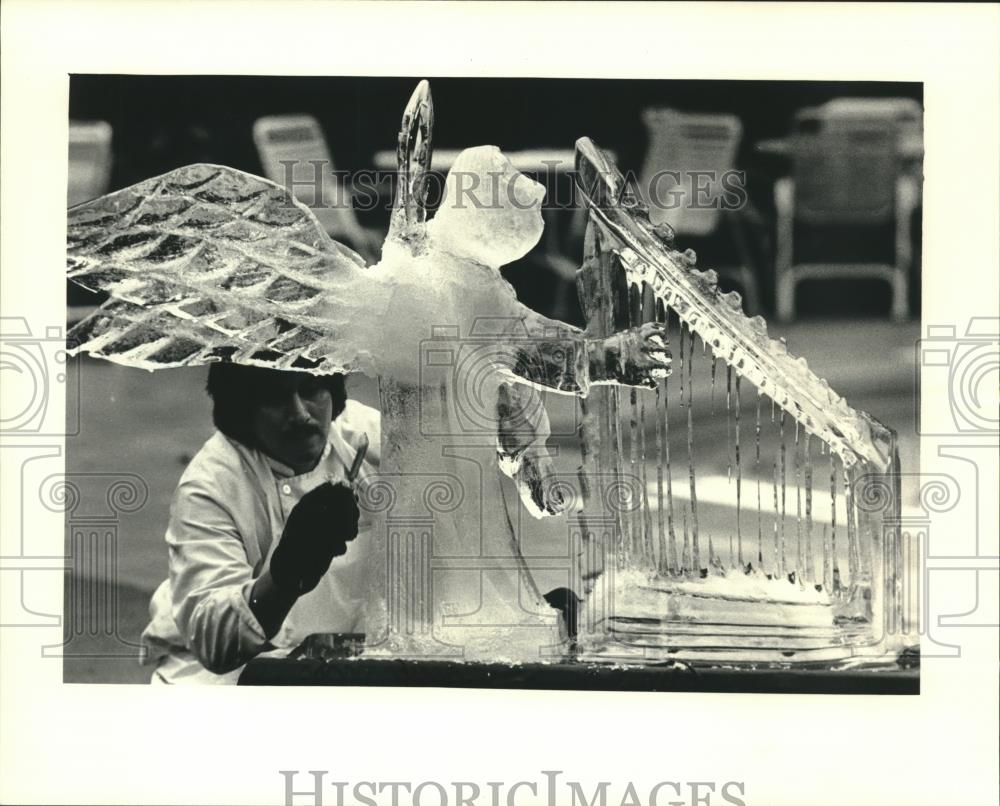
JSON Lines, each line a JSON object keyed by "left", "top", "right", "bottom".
{"left": 64, "top": 82, "right": 671, "bottom": 663}
{"left": 570, "top": 140, "right": 912, "bottom": 666}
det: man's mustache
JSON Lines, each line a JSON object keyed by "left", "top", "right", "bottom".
{"left": 284, "top": 423, "right": 322, "bottom": 440}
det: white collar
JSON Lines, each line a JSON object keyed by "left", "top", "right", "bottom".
{"left": 262, "top": 439, "right": 333, "bottom": 480}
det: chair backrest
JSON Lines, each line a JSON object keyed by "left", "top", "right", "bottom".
{"left": 252, "top": 115, "right": 335, "bottom": 207}
{"left": 68, "top": 121, "right": 113, "bottom": 206}
{"left": 252, "top": 114, "right": 365, "bottom": 239}
{"left": 639, "top": 108, "right": 743, "bottom": 236}
{"left": 791, "top": 117, "right": 899, "bottom": 225}
{"left": 796, "top": 97, "right": 923, "bottom": 149}
{"left": 820, "top": 97, "right": 921, "bottom": 127}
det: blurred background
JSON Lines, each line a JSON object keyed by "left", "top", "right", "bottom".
{"left": 69, "top": 75, "right": 923, "bottom": 321}
{"left": 64, "top": 76, "right": 922, "bottom": 681}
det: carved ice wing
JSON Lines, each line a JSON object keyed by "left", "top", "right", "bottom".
{"left": 67, "top": 164, "right": 368, "bottom": 373}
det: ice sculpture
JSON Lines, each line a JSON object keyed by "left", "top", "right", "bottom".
{"left": 65, "top": 82, "right": 670, "bottom": 663}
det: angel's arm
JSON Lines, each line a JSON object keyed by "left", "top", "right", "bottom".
{"left": 492, "top": 302, "right": 671, "bottom": 397}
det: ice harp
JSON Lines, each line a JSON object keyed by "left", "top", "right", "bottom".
{"left": 572, "top": 138, "right": 907, "bottom": 666}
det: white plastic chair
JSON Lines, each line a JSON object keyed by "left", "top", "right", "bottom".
{"left": 252, "top": 115, "right": 382, "bottom": 262}
{"left": 775, "top": 112, "right": 917, "bottom": 322}
{"left": 68, "top": 121, "right": 113, "bottom": 206}
{"left": 67, "top": 121, "right": 114, "bottom": 322}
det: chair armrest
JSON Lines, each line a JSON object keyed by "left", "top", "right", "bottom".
{"left": 896, "top": 174, "right": 919, "bottom": 218}
{"left": 894, "top": 174, "right": 919, "bottom": 272}
{"left": 774, "top": 177, "right": 795, "bottom": 273}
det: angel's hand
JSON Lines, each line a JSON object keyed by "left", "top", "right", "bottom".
{"left": 587, "top": 322, "right": 672, "bottom": 389}
{"left": 496, "top": 382, "right": 548, "bottom": 476}
{"left": 511, "top": 446, "right": 568, "bottom": 518}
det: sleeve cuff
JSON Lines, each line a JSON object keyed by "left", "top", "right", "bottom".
{"left": 236, "top": 579, "right": 269, "bottom": 645}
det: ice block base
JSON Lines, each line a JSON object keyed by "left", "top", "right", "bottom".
{"left": 577, "top": 568, "right": 904, "bottom": 666}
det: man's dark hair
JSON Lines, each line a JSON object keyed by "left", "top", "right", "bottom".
{"left": 205, "top": 362, "right": 347, "bottom": 448}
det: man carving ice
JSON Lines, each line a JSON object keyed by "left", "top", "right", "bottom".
{"left": 141, "top": 365, "right": 378, "bottom": 683}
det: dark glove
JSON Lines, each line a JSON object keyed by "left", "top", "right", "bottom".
{"left": 544, "top": 587, "right": 582, "bottom": 641}
{"left": 269, "top": 482, "right": 360, "bottom": 595}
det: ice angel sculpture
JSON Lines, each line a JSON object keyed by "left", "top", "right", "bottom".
{"left": 66, "top": 82, "right": 671, "bottom": 662}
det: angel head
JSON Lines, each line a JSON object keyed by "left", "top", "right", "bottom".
{"left": 427, "top": 146, "right": 546, "bottom": 270}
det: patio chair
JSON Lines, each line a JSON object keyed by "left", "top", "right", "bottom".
{"left": 775, "top": 114, "right": 917, "bottom": 322}
{"left": 68, "top": 121, "right": 113, "bottom": 206}
{"left": 638, "top": 108, "right": 762, "bottom": 314}
{"left": 67, "top": 121, "right": 115, "bottom": 318}
{"left": 817, "top": 97, "right": 922, "bottom": 140}
{"left": 252, "top": 115, "right": 382, "bottom": 262}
